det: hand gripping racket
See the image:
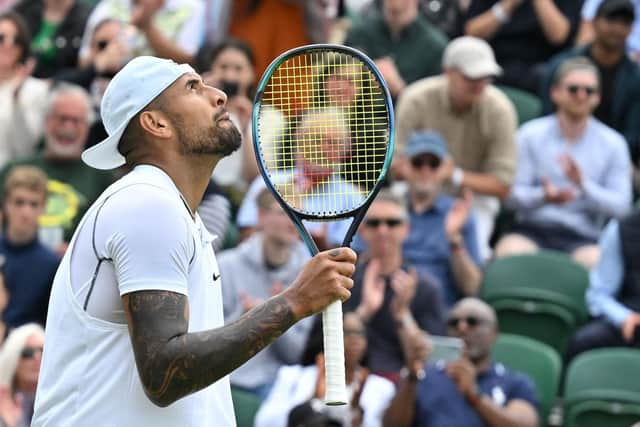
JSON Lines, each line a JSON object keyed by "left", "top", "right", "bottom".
{"left": 252, "top": 44, "right": 394, "bottom": 405}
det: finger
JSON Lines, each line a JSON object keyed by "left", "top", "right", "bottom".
{"left": 326, "top": 247, "right": 357, "bottom": 264}
{"left": 330, "top": 259, "right": 357, "bottom": 277}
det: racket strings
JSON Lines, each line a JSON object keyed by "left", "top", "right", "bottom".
{"left": 257, "top": 50, "right": 390, "bottom": 217}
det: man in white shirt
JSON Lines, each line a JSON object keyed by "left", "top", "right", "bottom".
{"left": 31, "top": 56, "right": 357, "bottom": 427}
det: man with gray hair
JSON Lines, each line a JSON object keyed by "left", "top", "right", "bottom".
{"left": 0, "top": 83, "right": 114, "bottom": 250}
{"left": 496, "top": 57, "right": 632, "bottom": 268}
{"left": 395, "top": 36, "right": 518, "bottom": 260}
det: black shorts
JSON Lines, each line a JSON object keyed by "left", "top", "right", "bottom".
{"left": 511, "top": 222, "right": 597, "bottom": 253}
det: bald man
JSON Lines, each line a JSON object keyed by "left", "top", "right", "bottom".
{"left": 383, "top": 298, "right": 539, "bottom": 427}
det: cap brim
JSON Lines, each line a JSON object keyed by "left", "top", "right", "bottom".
{"left": 463, "top": 63, "right": 503, "bottom": 80}
{"left": 81, "top": 120, "right": 128, "bottom": 170}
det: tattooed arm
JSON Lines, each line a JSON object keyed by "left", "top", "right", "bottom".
{"left": 123, "top": 248, "right": 357, "bottom": 407}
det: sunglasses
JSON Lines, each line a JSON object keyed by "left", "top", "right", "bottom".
{"left": 566, "top": 84, "right": 598, "bottom": 96}
{"left": 411, "top": 156, "right": 441, "bottom": 169}
{"left": 21, "top": 346, "right": 43, "bottom": 359}
{"left": 447, "top": 315, "right": 485, "bottom": 329}
{"left": 364, "top": 217, "right": 404, "bottom": 228}
{"left": 0, "top": 33, "right": 18, "bottom": 46}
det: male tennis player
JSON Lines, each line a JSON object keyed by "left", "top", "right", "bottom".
{"left": 31, "top": 56, "right": 356, "bottom": 427}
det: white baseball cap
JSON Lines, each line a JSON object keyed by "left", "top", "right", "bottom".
{"left": 81, "top": 56, "right": 195, "bottom": 170}
{"left": 442, "top": 36, "right": 502, "bottom": 80}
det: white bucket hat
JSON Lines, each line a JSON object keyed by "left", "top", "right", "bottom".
{"left": 81, "top": 56, "right": 195, "bottom": 170}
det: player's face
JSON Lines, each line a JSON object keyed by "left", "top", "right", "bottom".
{"left": 343, "top": 313, "right": 367, "bottom": 367}
{"left": 360, "top": 200, "right": 408, "bottom": 256}
{"left": 168, "top": 73, "right": 242, "bottom": 158}
{"left": 551, "top": 69, "right": 600, "bottom": 120}
{"left": 3, "top": 187, "right": 46, "bottom": 242}
{"left": 45, "top": 93, "right": 90, "bottom": 159}
{"left": 15, "top": 334, "right": 44, "bottom": 391}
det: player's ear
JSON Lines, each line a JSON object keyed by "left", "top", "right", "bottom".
{"left": 139, "top": 110, "right": 172, "bottom": 140}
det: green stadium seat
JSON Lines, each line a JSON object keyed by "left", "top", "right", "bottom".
{"left": 231, "top": 387, "right": 263, "bottom": 427}
{"left": 563, "top": 348, "right": 640, "bottom": 427}
{"left": 496, "top": 85, "right": 542, "bottom": 125}
{"left": 492, "top": 334, "right": 562, "bottom": 425}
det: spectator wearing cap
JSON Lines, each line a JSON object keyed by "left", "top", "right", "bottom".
{"left": 496, "top": 57, "right": 632, "bottom": 269}
{"left": 540, "top": 0, "right": 640, "bottom": 166}
{"left": 401, "top": 130, "right": 483, "bottom": 307}
{"left": 395, "top": 36, "right": 517, "bottom": 261}
{"left": 464, "top": 0, "right": 583, "bottom": 93}
{"left": 577, "top": 0, "right": 640, "bottom": 61}
{"left": 343, "top": 0, "right": 448, "bottom": 99}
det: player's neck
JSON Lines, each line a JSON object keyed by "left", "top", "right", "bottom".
{"left": 155, "top": 157, "right": 217, "bottom": 217}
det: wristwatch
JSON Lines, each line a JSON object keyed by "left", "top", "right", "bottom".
{"left": 400, "top": 366, "right": 426, "bottom": 382}
{"left": 451, "top": 167, "right": 465, "bottom": 188}
{"left": 491, "top": 2, "right": 509, "bottom": 23}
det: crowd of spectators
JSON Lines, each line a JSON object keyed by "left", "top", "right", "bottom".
{"left": 0, "top": 0, "right": 639, "bottom": 426}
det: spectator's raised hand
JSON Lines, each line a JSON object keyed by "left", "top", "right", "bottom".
{"left": 445, "top": 189, "right": 473, "bottom": 239}
{"left": 0, "top": 385, "right": 23, "bottom": 427}
{"left": 374, "top": 57, "right": 406, "bottom": 97}
{"left": 542, "top": 177, "right": 575, "bottom": 204}
{"left": 130, "top": 0, "right": 164, "bottom": 29}
{"left": 390, "top": 267, "right": 417, "bottom": 319}
{"left": 559, "top": 154, "right": 583, "bottom": 187}
{"left": 445, "top": 358, "right": 479, "bottom": 401}
{"left": 356, "top": 258, "right": 386, "bottom": 322}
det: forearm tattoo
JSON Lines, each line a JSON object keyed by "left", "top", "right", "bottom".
{"left": 124, "top": 291, "right": 296, "bottom": 407}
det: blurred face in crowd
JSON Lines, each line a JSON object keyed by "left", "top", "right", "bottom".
{"left": 325, "top": 63, "right": 360, "bottom": 107}
{"left": 202, "top": 46, "right": 255, "bottom": 98}
{"left": 45, "top": 92, "right": 91, "bottom": 159}
{"left": 594, "top": 14, "right": 633, "bottom": 52}
{"left": 446, "top": 69, "right": 491, "bottom": 111}
{"left": 360, "top": 199, "right": 408, "bottom": 257}
{"left": 15, "top": 333, "right": 44, "bottom": 392}
{"left": 90, "top": 19, "right": 123, "bottom": 59}
{"left": 0, "top": 18, "right": 22, "bottom": 70}
{"left": 551, "top": 68, "right": 600, "bottom": 120}
{"left": 343, "top": 312, "right": 367, "bottom": 369}
{"left": 447, "top": 298, "right": 497, "bottom": 363}
{"left": 383, "top": 0, "right": 419, "bottom": 32}
{"left": 4, "top": 186, "right": 46, "bottom": 243}
{"left": 407, "top": 152, "right": 443, "bottom": 199}
{"left": 258, "top": 199, "right": 299, "bottom": 247}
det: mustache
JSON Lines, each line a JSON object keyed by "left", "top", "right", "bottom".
{"left": 213, "top": 107, "right": 229, "bottom": 122}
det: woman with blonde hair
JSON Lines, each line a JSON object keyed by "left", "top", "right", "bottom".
{"left": 0, "top": 323, "right": 45, "bottom": 427}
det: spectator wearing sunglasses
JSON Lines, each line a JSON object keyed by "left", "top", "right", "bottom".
{"left": 400, "top": 130, "right": 483, "bottom": 308}
{"left": 344, "top": 190, "right": 446, "bottom": 381}
{"left": 0, "top": 11, "right": 50, "bottom": 170}
{"left": 383, "top": 297, "right": 539, "bottom": 427}
{"left": 496, "top": 57, "right": 632, "bottom": 269}
{"left": 0, "top": 323, "right": 45, "bottom": 427}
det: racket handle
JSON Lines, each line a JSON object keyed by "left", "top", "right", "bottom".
{"left": 322, "top": 300, "right": 348, "bottom": 406}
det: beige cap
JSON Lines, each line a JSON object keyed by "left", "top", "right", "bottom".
{"left": 442, "top": 36, "right": 502, "bottom": 79}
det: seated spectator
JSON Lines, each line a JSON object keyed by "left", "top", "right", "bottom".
{"left": 383, "top": 297, "right": 539, "bottom": 427}
{"left": 464, "top": 0, "right": 582, "bottom": 93}
{"left": 0, "top": 11, "right": 50, "bottom": 169}
{"left": 0, "top": 83, "right": 115, "bottom": 250}
{"left": 197, "top": 178, "right": 233, "bottom": 252}
{"left": 220, "top": 188, "right": 311, "bottom": 399}
{"left": 255, "top": 312, "right": 396, "bottom": 427}
{"left": 0, "top": 263, "right": 8, "bottom": 345}
{"left": 402, "top": 131, "right": 482, "bottom": 306}
{"left": 576, "top": 0, "right": 640, "bottom": 62}
{"left": 344, "top": 0, "right": 448, "bottom": 99}
{"left": 345, "top": 190, "right": 446, "bottom": 380}
{"left": 540, "top": 0, "right": 640, "bottom": 165}
{"left": 496, "top": 57, "right": 632, "bottom": 268}
{"left": 55, "top": 18, "right": 132, "bottom": 148}
{"left": 78, "top": 0, "right": 205, "bottom": 65}
{"left": 395, "top": 36, "right": 517, "bottom": 260}
{"left": 566, "top": 208, "right": 640, "bottom": 361}
{"left": 14, "top": 0, "right": 91, "bottom": 79}
{"left": 195, "top": 38, "right": 259, "bottom": 203}
{"left": 0, "top": 166, "right": 59, "bottom": 329}
{"left": 0, "top": 323, "right": 45, "bottom": 427}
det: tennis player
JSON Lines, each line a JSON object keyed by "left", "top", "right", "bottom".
{"left": 31, "top": 56, "right": 356, "bottom": 427}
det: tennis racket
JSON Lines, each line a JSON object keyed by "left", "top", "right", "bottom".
{"left": 252, "top": 44, "right": 394, "bottom": 405}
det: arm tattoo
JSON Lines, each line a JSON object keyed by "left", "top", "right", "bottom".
{"left": 124, "top": 290, "right": 296, "bottom": 407}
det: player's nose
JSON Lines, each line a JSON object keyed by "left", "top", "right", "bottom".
{"left": 207, "top": 86, "right": 227, "bottom": 107}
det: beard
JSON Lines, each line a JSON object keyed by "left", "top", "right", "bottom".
{"left": 176, "top": 110, "right": 242, "bottom": 158}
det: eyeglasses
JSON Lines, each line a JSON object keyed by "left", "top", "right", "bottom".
{"left": 344, "top": 328, "right": 366, "bottom": 337}
{"left": 49, "top": 113, "right": 87, "bottom": 126}
{"left": 566, "top": 84, "right": 598, "bottom": 96}
{"left": 0, "top": 33, "right": 18, "bottom": 46}
{"left": 364, "top": 217, "right": 405, "bottom": 228}
{"left": 20, "top": 346, "right": 43, "bottom": 359}
{"left": 410, "top": 156, "right": 441, "bottom": 169}
{"left": 447, "top": 315, "right": 485, "bottom": 329}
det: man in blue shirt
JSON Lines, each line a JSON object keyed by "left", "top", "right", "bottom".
{"left": 496, "top": 56, "right": 632, "bottom": 268}
{"left": 566, "top": 208, "right": 640, "bottom": 361}
{"left": 0, "top": 166, "right": 60, "bottom": 328}
{"left": 402, "top": 130, "right": 482, "bottom": 307}
{"left": 383, "top": 297, "right": 539, "bottom": 427}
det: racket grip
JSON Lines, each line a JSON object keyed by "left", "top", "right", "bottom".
{"left": 322, "top": 300, "right": 348, "bottom": 406}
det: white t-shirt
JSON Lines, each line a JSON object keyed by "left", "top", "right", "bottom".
{"left": 32, "top": 165, "right": 235, "bottom": 427}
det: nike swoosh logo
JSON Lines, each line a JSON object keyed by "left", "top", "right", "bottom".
{"left": 212, "top": 273, "right": 221, "bottom": 281}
